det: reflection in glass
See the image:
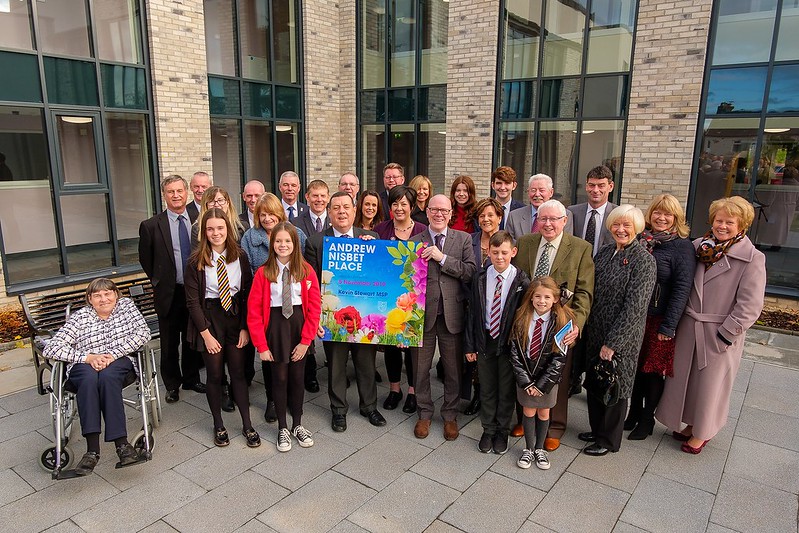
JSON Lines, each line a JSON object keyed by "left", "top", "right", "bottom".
{"left": 705, "top": 67, "right": 767, "bottom": 115}
{"left": 575, "top": 120, "right": 623, "bottom": 204}
{"left": 537, "top": 121, "right": 576, "bottom": 202}
{"left": 105, "top": 113, "right": 153, "bottom": 265}
{"left": 36, "top": 0, "right": 91, "bottom": 57}
{"left": 275, "top": 123, "right": 299, "bottom": 177}
{"left": 418, "top": 123, "right": 446, "bottom": 194}
{"left": 101, "top": 64, "right": 147, "bottom": 109}
{"left": 388, "top": 89, "right": 415, "bottom": 121}
{"left": 362, "top": 124, "right": 386, "bottom": 190}
{"left": 57, "top": 116, "right": 100, "bottom": 186}
{"left": 768, "top": 65, "right": 799, "bottom": 114}
{"left": 539, "top": 78, "right": 579, "bottom": 119}
{"left": 243, "top": 120, "right": 274, "bottom": 186}
{"left": 691, "top": 117, "right": 759, "bottom": 234}
{"left": 497, "top": 121, "right": 535, "bottom": 189}
{"left": 542, "top": 0, "right": 586, "bottom": 77}
{"left": 0, "top": 0, "right": 33, "bottom": 51}
{"left": 211, "top": 118, "right": 246, "bottom": 195}
{"left": 420, "top": 0, "right": 447, "bottom": 85}
{"left": 361, "top": 91, "right": 386, "bottom": 122}
{"left": 0, "top": 107, "right": 61, "bottom": 284}
{"left": 209, "top": 77, "right": 242, "bottom": 116}
{"left": 239, "top": 0, "right": 270, "bottom": 81}
{"left": 0, "top": 52, "right": 41, "bottom": 103}
{"left": 204, "top": 0, "right": 237, "bottom": 76}
{"left": 712, "top": 0, "right": 777, "bottom": 66}
{"left": 44, "top": 58, "right": 99, "bottom": 106}
{"left": 243, "top": 81, "right": 272, "bottom": 118}
{"left": 776, "top": 1, "right": 799, "bottom": 61}
{"left": 391, "top": 0, "right": 416, "bottom": 86}
{"left": 272, "top": 0, "right": 299, "bottom": 83}
{"left": 391, "top": 124, "right": 415, "bottom": 180}
{"left": 500, "top": 81, "right": 535, "bottom": 120}
{"left": 95, "top": 0, "right": 143, "bottom": 64}
{"left": 586, "top": 0, "right": 635, "bottom": 74}
{"left": 503, "top": 0, "right": 542, "bottom": 80}
{"left": 418, "top": 86, "right": 446, "bottom": 121}
{"left": 583, "top": 75, "right": 627, "bottom": 117}
{"left": 275, "top": 86, "right": 301, "bottom": 119}
{"left": 361, "top": 0, "right": 386, "bottom": 89}
{"left": 61, "top": 194, "right": 113, "bottom": 274}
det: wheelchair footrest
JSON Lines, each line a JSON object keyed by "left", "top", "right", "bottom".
{"left": 114, "top": 455, "right": 148, "bottom": 469}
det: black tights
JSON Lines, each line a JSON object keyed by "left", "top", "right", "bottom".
{"left": 271, "top": 359, "right": 306, "bottom": 430}
{"left": 384, "top": 347, "right": 413, "bottom": 385}
{"left": 629, "top": 371, "right": 665, "bottom": 421}
{"left": 204, "top": 345, "right": 252, "bottom": 430}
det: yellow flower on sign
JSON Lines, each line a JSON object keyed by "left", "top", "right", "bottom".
{"left": 385, "top": 307, "right": 410, "bottom": 334}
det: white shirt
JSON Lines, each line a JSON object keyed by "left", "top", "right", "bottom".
{"left": 581, "top": 202, "right": 609, "bottom": 254}
{"left": 269, "top": 262, "right": 303, "bottom": 307}
{"left": 333, "top": 227, "right": 354, "bottom": 238}
{"left": 282, "top": 199, "right": 299, "bottom": 219}
{"left": 526, "top": 310, "right": 551, "bottom": 355}
{"left": 247, "top": 210, "right": 254, "bottom": 229}
{"left": 204, "top": 251, "right": 242, "bottom": 298}
{"left": 484, "top": 264, "right": 517, "bottom": 328}
{"left": 310, "top": 212, "right": 327, "bottom": 230}
{"left": 501, "top": 199, "right": 513, "bottom": 226}
{"left": 533, "top": 232, "right": 564, "bottom": 276}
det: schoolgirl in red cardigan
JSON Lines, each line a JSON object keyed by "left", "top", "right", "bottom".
{"left": 248, "top": 222, "right": 322, "bottom": 452}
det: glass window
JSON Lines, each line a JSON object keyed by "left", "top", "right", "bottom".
{"left": 503, "top": 0, "right": 543, "bottom": 80}
{"left": 239, "top": 0, "right": 270, "bottom": 82}
{"left": 583, "top": 75, "right": 628, "bottom": 118}
{"left": 390, "top": 124, "right": 415, "bottom": 177}
{"left": 272, "top": 0, "right": 299, "bottom": 84}
{"left": 36, "top": 0, "right": 92, "bottom": 58}
{"left": 705, "top": 67, "right": 768, "bottom": 115}
{"left": 419, "top": 0, "right": 447, "bottom": 85}
{"left": 360, "top": 91, "right": 386, "bottom": 123}
{"left": 712, "top": 0, "right": 777, "bottom": 66}
{"left": 362, "top": 124, "right": 387, "bottom": 188}
{"left": 537, "top": 121, "right": 576, "bottom": 201}
{"left": 418, "top": 123, "right": 446, "bottom": 193}
{"left": 775, "top": 1, "right": 799, "bottom": 62}
{"left": 0, "top": 51, "right": 41, "bottom": 103}
{"left": 61, "top": 194, "right": 113, "bottom": 274}
{"left": 243, "top": 81, "right": 272, "bottom": 118}
{"left": 204, "top": 0, "right": 238, "bottom": 77}
{"left": 44, "top": 57, "right": 99, "bottom": 106}
{"left": 388, "top": 88, "right": 415, "bottom": 121}
{"left": 275, "top": 123, "right": 299, "bottom": 176}
{"left": 575, "top": 120, "right": 624, "bottom": 203}
{"left": 105, "top": 113, "right": 153, "bottom": 266}
{"left": 56, "top": 115, "right": 101, "bottom": 186}
{"left": 391, "top": 0, "right": 416, "bottom": 86}
{"left": 500, "top": 81, "right": 535, "bottom": 120}
{"left": 539, "top": 78, "right": 580, "bottom": 119}
{"left": 586, "top": 0, "right": 635, "bottom": 74}
{"left": 0, "top": 0, "right": 33, "bottom": 51}
{"left": 243, "top": 120, "right": 273, "bottom": 184}
{"left": 768, "top": 65, "right": 799, "bottom": 114}
{"left": 542, "top": 0, "right": 586, "bottom": 77}
{"left": 361, "top": 0, "right": 387, "bottom": 89}
{"left": 275, "top": 86, "right": 301, "bottom": 119}
{"left": 418, "top": 86, "right": 446, "bottom": 121}
{"left": 210, "top": 118, "right": 246, "bottom": 193}
{"left": 94, "top": 0, "right": 143, "bottom": 64}
{"left": 101, "top": 64, "right": 147, "bottom": 109}
{"left": 497, "top": 121, "right": 535, "bottom": 178}
{"left": 209, "top": 77, "right": 242, "bottom": 116}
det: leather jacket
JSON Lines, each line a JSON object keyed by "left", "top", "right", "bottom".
{"left": 508, "top": 319, "right": 567, "bottom": 394}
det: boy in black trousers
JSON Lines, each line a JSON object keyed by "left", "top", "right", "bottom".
{"left": 465, "top": 231, "right": 530, "bottom": 454}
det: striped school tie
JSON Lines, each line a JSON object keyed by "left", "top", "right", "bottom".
{"left": 529, "top": 318, "right": 544, "bottom": 359}
{"left": 488, "top": 274, "right": 503, "bottom": 338}
{"left": 217, "top": 256, "right": 232, "bottom": 311}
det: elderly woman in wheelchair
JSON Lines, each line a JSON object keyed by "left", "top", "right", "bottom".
{"left": 43, "top": 278, "right": 152, "bottom": 476}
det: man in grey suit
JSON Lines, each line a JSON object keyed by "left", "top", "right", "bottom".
{"left": 239, "top": 179, "right": 265, "bottom": 230}
{"left": 506, "top": 174, "right": 573, "bottom": 241}
{"left": 410, "top": 195, "right": 477, "bottom": 441}
{"left": 279, "top": 171, "right": 308, "bottom": 221}
{"left": 304, "top": 192, "right": 386, "bottom": 432}
{"left": 567, "top": 165, "right": 618, "bottom": 257}
{"left": 294, "top": 180, "right": 331, "bottom": 238}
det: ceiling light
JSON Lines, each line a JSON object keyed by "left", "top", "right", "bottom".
{"left": 764, "top": 128, "right": 790, "bottom": 134}
{"left": 275, "top": 124, "right": 292, "bottom": 132}
{"left": 61, "top": 116, "right": 93, "bottom": 124}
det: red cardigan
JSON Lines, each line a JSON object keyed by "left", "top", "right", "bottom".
{"left": 247, "top": 261, "right": 322, "bottom": 354}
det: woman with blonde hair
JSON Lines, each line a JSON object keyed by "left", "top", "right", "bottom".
{"left": 657, "top": 196, "right": 765, "bottom": 454}
{"left": 409, "top": 174, "right": 433, "bottom": 225}
{"left": 624, "top": 194, "right": 695, "bottom": 440}
{"left": 192, "top": 186, "right": 245, "bottom": 243}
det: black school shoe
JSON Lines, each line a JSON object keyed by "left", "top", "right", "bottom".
{"left": 116, "top": 443, "right": 140, "bottom": 466}
{"left": 74, "top": 452, "right": 100, "bottom": 476}
{"left": 214, "top": 427, "right": 230, "bottom": 447}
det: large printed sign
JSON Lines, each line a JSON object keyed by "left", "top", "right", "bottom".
{"left": 319, "top": 237, "right": 428, "bottom": 347}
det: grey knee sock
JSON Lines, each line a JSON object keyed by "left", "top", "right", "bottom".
{"left": 535, "top": 416, "right": 550, "bottom": 450}
{"left": 523, "top": 415, "right": 536, "bottom": 450}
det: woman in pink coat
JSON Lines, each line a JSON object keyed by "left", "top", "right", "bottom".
{"left": 656, "top": 196, "right": 765, "bottom": 454}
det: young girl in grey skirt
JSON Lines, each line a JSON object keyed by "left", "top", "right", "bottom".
{"left": 509, "top": 276, "right": 575, "bottom": 470}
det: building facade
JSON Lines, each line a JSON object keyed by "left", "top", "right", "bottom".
{"left": 0, "top": 0, "right": 797, "bottom": 307}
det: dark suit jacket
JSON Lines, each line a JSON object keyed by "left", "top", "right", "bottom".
{"left": 499, "top": 199, "right": 525, "bottom": 231}
{"left": 513, "top": 232, "right": 595, "bottom": 331}
{"left": 567, "top": 202, "right": 618, "bottom": 253}
{"left": 470, "top": 231, "right": 490, "bottom": 269}
{"left": 239, "top": 211, "right": 251, "bottom": 231}
{"left": 304, "top": 227, "right": 379, "bottom": 284}
{"left": 284, "top": 201, "right": 309, "bottom": 220}
{"left": 139, "top": 210, "right": 185, "bottom": 317}
{"left": 464, "top": 267, "right": 530, "bottom": 356}
{"left": 186, "top": 202, "right": 199, "bottom": 223}
{"left": 409, "top": 229, "right": 477, "bottom": 334}
{"left": 379, "top": 190, "right": 390, "bottom": 220}
{"left": 294, "top": 210, "right": 330, "bottom": 237}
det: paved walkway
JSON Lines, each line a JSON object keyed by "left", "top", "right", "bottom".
{"left": 0, "top": 330, "right": 797, "bottom": 533}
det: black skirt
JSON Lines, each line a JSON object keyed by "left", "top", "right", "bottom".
{"left": 266, "top": 305, "right": 304, "bottom": 364}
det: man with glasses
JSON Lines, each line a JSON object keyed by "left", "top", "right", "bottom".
{"left": 506, "top": 174, "right": 573, "bottom": 241}
{"left": 513, "top": 199, "right": 594, "bottom": 452}
{"left": 380, "top": 163, "right": 405, "bottom": 216}
{"left": 338, "top": 172, "right": 361, "bottom": 201}
{"left": 409, "top": 195, "right": 477, "bottom": 441}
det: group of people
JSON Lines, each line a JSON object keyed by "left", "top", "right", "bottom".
{"left": 43, "top": 162, "right": 766, "bottom": 477}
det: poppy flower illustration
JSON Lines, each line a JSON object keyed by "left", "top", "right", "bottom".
{"left": 334, "top": 306, "right": 362, "bottom": 334}
{"left": 386, "top": 307, "right": 411, "bottom": 334}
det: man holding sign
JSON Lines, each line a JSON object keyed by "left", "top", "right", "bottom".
{"left": 304, "top": 192, "right": 386, "bottom": 432}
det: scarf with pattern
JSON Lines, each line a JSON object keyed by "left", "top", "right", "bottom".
{"left": 638, "top": 229, "right": 679, "bottom": 254}
{"left": 696, "top": 230, "right": 745, "bottom": 270}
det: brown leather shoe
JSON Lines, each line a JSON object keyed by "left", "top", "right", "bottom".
{"left": 414, "top": 419, "right": 431, "bottom": 439}
{"left": 543, "top": 437, "right": 560, "bottom": 451}
{"left": 510, "top": 424, "right": 524, "bottom": 437}
{"left": 443, "top": 420, "right": 459, "bottom": 441}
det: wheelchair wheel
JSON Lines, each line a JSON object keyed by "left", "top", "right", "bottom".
{"left": 133, "top": 427, "right": 155, "bottom": 460}
{"left": 39, "top": 445, "right": 74, "bottom": 473}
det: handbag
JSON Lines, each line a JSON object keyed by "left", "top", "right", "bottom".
{"left": 586, "top": 358, "right": 620, "bottom": 407}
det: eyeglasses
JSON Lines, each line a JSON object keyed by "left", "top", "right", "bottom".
{"left": 208, "top": 198, "right": 228, "bottom": 207}
{"left": 427, "top": 207, "right": 452, "bottom": 215}
{"left": 538, "top": 216, "right": 565, "bottom": 223}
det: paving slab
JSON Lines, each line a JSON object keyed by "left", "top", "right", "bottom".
{"left": 164, "top": 470, "right": 288, "bottom": 533}
{"left": 0, "top": 385, "right": 50, "bottom": 414}
{"left": 748, "top": 360, "right": 799, "bottom": 390}
{"left": 710, "top": 474, "right": 798, "bottom": 533}
{"left": 731, "top": 366, "right": 752, "bottom": 393}
{"left": 329, "top": 520, "right": 370, "bottom": 532}
{"left": 348, "top": 471, "right": 460, "bottom": 532}
{"left": 138, "top": 521, "right": 180, "bottom": 533}
{"left": 646, "top": 436, "right": 727, "bottom": 494}
{"left": 389, "top": 415, "right": 449, "bottom": 449}
{"left": 0, "top": 405, "right": 8, "bottom": 418}
{"left": 423, "top": 520, "right": 466, "bottom": 533}
{"left": 0, "top": 468, "right": 33, "bottom": 507}
{"left": 725, "top": 436, "right": 799, "bottom": 494}
{"left": 0, "top": 430, "right": 51, "bottom": 470}
{"left": 735, "top": 405, "right": 799, "bottom": 452}
{"left": 490, "top": 438, "right": 580, "bottom": 492}
{"left": 441, "top": 470, "right": 543, "bottom": 532}
{"left": 705, "top": 417, "right": 738, "bottom": 451}
{"left": 529, "top": 472, "right": 630, "bottom": 533}
{"left": 333, "top": 432, "right": 430, "bottom": 490}
{"left": 236, "top": 520, "right": 279, "bottom": 533}
{"left": 611, "top": 522, "right": 649, "bottom": 533}
{"left": 410, "top": 434, "right": 500, "bottom": 491}
{"left": 0, "top": 402, "right": 51, "bottom": 443}
{"left": 727, "top": 388, "right": 745, "bottom": 419}
{"left": 619, "top": 472, "right": 714, "bottom": 532}
{"left": 152, "top": 396, "right": 213, "bottom": 435}
{"left": 704, "top": 522, "right": 739, "bottom": 533}
{"left": 173, "top": 433, "right": 272, "bottom": 491}
{"left": 256, "top": 470, "right": 376, "bottom": 533}
{"left": 567, "top": 438, "right": 654, "bottom": 493}
{"left": 42, "top": 520, "right": 87, "bottom": 533}
{"left": 517, "top": 521, "right": 558, "bottom": 533}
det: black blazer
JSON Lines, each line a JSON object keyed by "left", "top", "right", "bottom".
{"left": 294, "top": 210, "right": 331, "bottom": 237}
{"left": 304, "top": 227, "right": 378, "bottom": 284}
{"left": 464, "top": 267, "right": 530, "bottom": 357}
{"left": 186, "top": 202, "right": 199, "bottom": 223}
{"left": 139, "top": 210, "right": 184, "bottom": 316}
{"left": 239, "top": 211, "right": 251, "bottom": 231}
{"left": 508, "top": 320, "right": 566, "bottom": 394}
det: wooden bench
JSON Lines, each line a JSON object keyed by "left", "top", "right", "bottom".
{"left": 19, "top": 276, "right": 159, "bottom": 395}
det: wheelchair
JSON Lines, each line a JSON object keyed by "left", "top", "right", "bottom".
{"left": 39, "top": 344, "right": 162, "bottom": 480}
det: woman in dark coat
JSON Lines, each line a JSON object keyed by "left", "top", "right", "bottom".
{"left": 624, "top": 194, "right": 695, "bottom": 440}
{"left": 582, "top": 205, "right": 657, "bottom": 456}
